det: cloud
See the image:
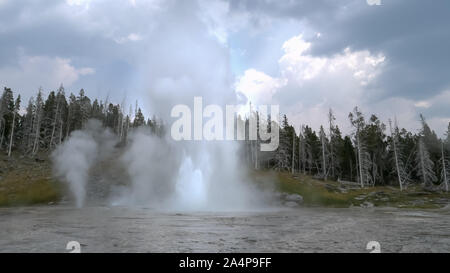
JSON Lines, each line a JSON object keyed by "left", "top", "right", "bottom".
{"left": 0, "top": 0, "right": 448, "bottom": 136}
{"left": 279, "top": 35, "right": 386, "bottom": 86}
{"left": 0, "top": 54, "right": 95, "bottom": 96}
{"left": 235, "top": 69, "right": 285, "bottom": 106}
{"left": 413, "top": 90, "right": 450, "bottom": 119}
{"left": 414, "top": 101, "right": 431, "bottom": 109}
{"left": 235, "top": 32, "right": 448, "bottom": 136}
{"left": 236, "top": 34, "right": 388, "bottom": 132}
{"left": 114, "top": 33, "right": 143, "bottom": 44}
{"left": 226, "top": 0, "right": 450, "bottom": 101}
{"left": 66, "top": 0, "right": 91, "bottom": 7}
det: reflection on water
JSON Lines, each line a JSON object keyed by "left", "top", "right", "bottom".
{"left": 0, "top": 205, "right": 449, "bottom": 253}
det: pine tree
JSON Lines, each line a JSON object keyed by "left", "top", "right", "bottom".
{"left": 444, "top": 122, "right": 450, "bottom": 151}
{"left": 303, "top": 126, "right": 321, "bottom": 174}
{"left": 0, "top": 88, "right": 15, "bottom": 151}
{"left": 78, "top": 89, "right": 92, "bottom": 128}
{"left": 22, "top": 97, "right": 35, "bottom": 154}
{"left": 133, "top": 108, "right": 145, "bottom": 128}
{"left": 339, "top": 135, "right": 355, "bottom": 181}
{"left": 66, "top": 93, "right": 76, "bottom": 138}
{"left": 364, "top": 115, "right": 387, "bottom": 186}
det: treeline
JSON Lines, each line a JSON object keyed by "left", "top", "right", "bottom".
{"left": 1, "top": 86, "right": 449, "bottom": 191}
{"left": 243, "top": 109, "right": 449, "bottom": 191}
{"left": 0, "top": 86, "right": 164, "bottom": 157}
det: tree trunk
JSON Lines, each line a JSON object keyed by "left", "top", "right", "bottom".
{"left": 291, "top": 130, "right": 295, "bottom": 174}
{"left": 32, "top": 108, "right": 41, "bottom": 156}
{"left": 7, "top": 111, "right": 15, "bottom": 157}
{"left": 350, "top": 160, "right": 353, "bottom": 182}
{"left": 0, "top": 124, "right": 4, "bottom": 151}
{"left": 298, "top": 129, "right": 301, "bottom": 174}
{"left": 49, "top": 98, "right": 61, "bottom": 150}
{"left": 442, "top": 142, "right": 448, "bottom": 192}
{"left": 357, "top": 132, "right": 364, "bottom": 188}
{"left": 59, "top": 121, "right": 63, "bottom": 145}
{"left": 419, "top": 140, "right": 426, "bottom": 185}
{"left": 66, "top": 106, "right": 71, "bottom": 139}
{"left": 321, "top": 132, "right": 327, "bottom": 180}
{"left": 329, "top": 113, "right": 334, "bottom": 178}
{"left": 390, "top": 121, "right": 403, "bottom": 191}
{"left": 0, "top": 119, "right": 3, "bottom": 149}
{"left": 255, "top": 139, "right": 259, "bottom": 170}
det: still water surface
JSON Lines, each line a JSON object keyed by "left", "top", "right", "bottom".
{"left": 0, "top": 205, "right": 449, "bottom": 253}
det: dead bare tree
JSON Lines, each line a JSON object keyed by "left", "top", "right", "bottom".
{"left": 32, "top": 88, "right": 44, "bottom": 156}
{"left": 441, "top": 141, "right": 449, "bottom": 192}
{"left": 320, "top": 126, "right": 327, "bottom": 180}
{"left": 349, "top": 107, "right": 372, "bottom": 187}
{"left": 292, "top": 129, "right": 295, "bottom": 174}
{"left": 416, "top": 137, "right": 437, "bottom": 187}
{"left": 389, "top": 119, "right": 406, "bottom": 191}
{"left": 8, "top": 96, "right": 20, "bottom": 157}
{"left": 49, "top": 86, "right": 64, "bottom": 150}
{"left": 328, "top": 109, "right": 336, "bottom": 178}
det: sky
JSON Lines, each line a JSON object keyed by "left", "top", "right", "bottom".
{"left": 0, "top": 0, "right": 449, "bottom": 136}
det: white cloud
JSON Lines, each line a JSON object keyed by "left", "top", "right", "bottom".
{"left": 66, "top": 0, "right": 91, "bottom": 8}
{"left": 414, "top": 90, "right": 450, "bottom": 110}
{"left": 0, "top": 55, "right": 95, "bottom": 97}
{"left": 235, "top": 34, "right": 395, "bottom": 134}
{"left": 114, "top": 33, "right": 143, "bottom": 44}
{"left": 235, "top": 24, "right": 446, "bottom": 134}
{"left": 235, "top": 69, "right": 285, "bottom": 106}
{"left": 1, "top": 0, "right": 447, "bottom": 137}
{"left": 414, "top": 101, "right": 431, "bottom": 108}
{"left": 279, "top": 35, "right": 385, "bottom": 86}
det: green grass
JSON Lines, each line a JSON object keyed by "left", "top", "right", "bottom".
{"left": 252, "top": 170, "right": 450, "bottom": 208}
{"left": 0, "top": 153, "right": 62, "bottom": 207}
{"left": 1, "top": 152, "right": 449, "bottom": 209}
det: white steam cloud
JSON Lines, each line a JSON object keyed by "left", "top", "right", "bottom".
{"left": 118, "top": 129, "right": 181, "bottom": 207}
{"left": 111, "top": 129, "right": 270, "bottom": 211}
{"left": 52, "top": 120, "right": 273, "bottom": 211}
{"left": 52, "top": 120, "right": 117, "bottom": 208}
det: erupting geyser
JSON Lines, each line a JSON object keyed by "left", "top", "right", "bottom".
{"left": 52, "top": 120, "right": 271, "bottom": 211}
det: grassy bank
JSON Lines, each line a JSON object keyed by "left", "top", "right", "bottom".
{"left": 1, "top": 153, "right": 449, "bottom": 209}
{"left": 0, "top": 154, "right": 61, "bottom": 207}
{"left": 253, "top": 170, "right": 450, "bottom": 209}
